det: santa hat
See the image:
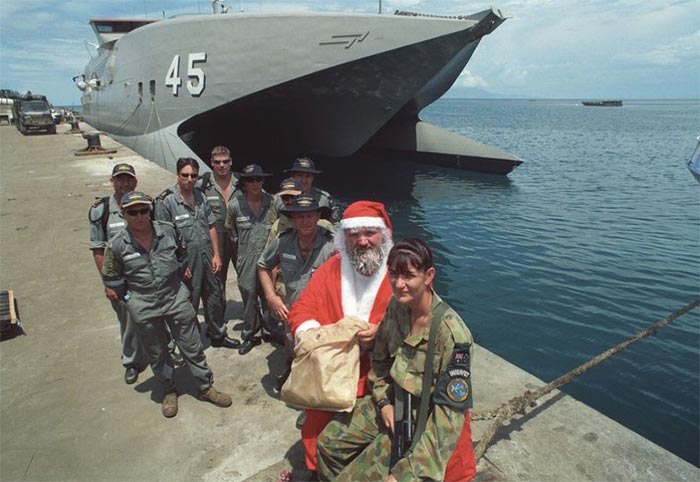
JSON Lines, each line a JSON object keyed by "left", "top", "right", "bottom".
{"left": 340, "top": 200, "right": 392, "bottom": 232}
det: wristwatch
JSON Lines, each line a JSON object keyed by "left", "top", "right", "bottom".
{"left": 376, "top": 398, "right": 391, "bottom": 410}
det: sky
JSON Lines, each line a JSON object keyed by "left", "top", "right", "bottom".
{"left": 0, "top": 0, "right": 698, "bottom": 105}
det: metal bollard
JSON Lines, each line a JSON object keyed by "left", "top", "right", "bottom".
{"left": 74, "top": 131, "right": 117, "bottom": 156}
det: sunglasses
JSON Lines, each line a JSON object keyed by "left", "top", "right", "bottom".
{"left": 126, "top": 207, "right": 150, "bottom": 217}
{"left": 212, "top": 160, "right": 231, "bottom": 165}
{"left": 179, "top": 173, "right": 199, "bottom": 179}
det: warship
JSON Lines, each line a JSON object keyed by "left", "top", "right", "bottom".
{"left": 76, "top": 8, "right": 522, "bottom": 174}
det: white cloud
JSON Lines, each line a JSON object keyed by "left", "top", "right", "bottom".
{"left": 615, "top": 30, "right": 700, "bottom": 66}
{"left": 455, "top": 69, "right": 489, "bottom": 88}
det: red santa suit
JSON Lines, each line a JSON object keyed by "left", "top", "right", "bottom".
{"left": 288, "top": 201, "right": 394, "bottom": 472}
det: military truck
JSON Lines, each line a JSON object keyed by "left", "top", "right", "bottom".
{"left": 16, "top": 97, "right": 56, "bottom": 135}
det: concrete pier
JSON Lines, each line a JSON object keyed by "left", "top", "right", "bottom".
{"left": 0, "top": 124, "right": 697, "bottom": 481}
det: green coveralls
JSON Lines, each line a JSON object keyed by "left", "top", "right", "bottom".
{"left": 155, "top": 186, "right": 226, "bottom": 341}
{"left": 196, "top": 173, "right": 239, "bottom": 296}
{"left": 225, "top": 191, "right": 273, "bottom": 340}
{"left": 88, "top": 195, "right": 145, "bottom": 369}
{"left": 102, "top": 221, "right": 214, "bottom": 393}
{"left": 317, "top": 293, "right": 474, "bottom": 482}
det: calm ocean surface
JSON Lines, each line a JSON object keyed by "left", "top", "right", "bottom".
{"left": 321, "top": 99, "right": 700, "bottom": 466}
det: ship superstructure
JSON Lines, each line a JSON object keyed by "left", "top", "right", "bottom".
{"left": 77, "top": 9, "right": 521, "bottom": 174}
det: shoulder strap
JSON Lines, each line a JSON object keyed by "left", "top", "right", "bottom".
{"left": 156, "top": 188, "right": 174, "bottom": 201}
{"left": 409, "top": 300, "right": 450, "bottom": 454}
{"left": 99, "top": 197, "right": 110, "bottom": 236}
{"left": 198, "top": 171, "right": 212, "bottom": 192}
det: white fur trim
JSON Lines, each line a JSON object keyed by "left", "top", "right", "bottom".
{"left": 340, "top": 216, "right": 386, "bottom": 231}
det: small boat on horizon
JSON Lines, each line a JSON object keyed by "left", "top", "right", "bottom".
{"left": 581, "top": 100, "right": 623, "bottom": 107}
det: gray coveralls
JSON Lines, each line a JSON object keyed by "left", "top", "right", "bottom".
{"left": 196, "top": 173, "right": 239, "bottom": 296}
{"left": 155, "top": 186, "right": 226, "bottom": 341}
{"left": 270, "top": 186, "right": 340, "bottom": 225}
{"left": 257, "top": 226, "right": 336, "bottom": 307}
{"left": 88, "top": 195, "right": 145, "bottom": 369}
{"left": 102, "top": 221, "right": 213, "bottom": 393}
{"left": 225, "top": 191, "right": 273, "bottom": 340}
{"left": 258, "top": 225, "right": 336, "bottom": 377}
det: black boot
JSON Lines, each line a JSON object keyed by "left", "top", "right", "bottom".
{"left": 211, "top": 335, "right": 241, "bottom": 349}
{"left": 238, "top": 335, "right": 261, "bottom": 355}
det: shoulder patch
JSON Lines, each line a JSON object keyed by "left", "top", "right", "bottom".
{"left": 433, "top": 343, "right": 473, "bottom": 410}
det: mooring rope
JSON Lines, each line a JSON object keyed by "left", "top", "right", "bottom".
{"left": 473, "top": 299, "right": 700, "bottom": 460}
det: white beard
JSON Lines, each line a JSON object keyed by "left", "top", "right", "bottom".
{"left": 339, "top": 236, "right": 392, "bottom": 322}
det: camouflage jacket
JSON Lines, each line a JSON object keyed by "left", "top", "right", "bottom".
{"left": 369, "top": 293, "right": 474, "bottom": 482}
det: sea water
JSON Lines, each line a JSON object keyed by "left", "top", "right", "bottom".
{"left": 321, "top": 99, "right": 700, "bottom": 466}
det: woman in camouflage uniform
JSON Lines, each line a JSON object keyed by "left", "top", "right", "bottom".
{"left": 317, "top": 238, "right": 477, "bottom": 482}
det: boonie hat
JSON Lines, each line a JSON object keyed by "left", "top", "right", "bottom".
{"left": 238, "top": 164, "right": 273, "bottom": 178}
{"left": 284, "top": 157, "right": 322, "bottom": 175}
{"left": 281, "top": 194, "right": 330, "bottom": 216}
{"left": 121, "top": 191, "right": 153, "bottom": 209}
{"left": 279, "top": 177, "right": 303, "bottom": 196}
{"left": 112, "top": 163, "right": 136, "bottom": 178}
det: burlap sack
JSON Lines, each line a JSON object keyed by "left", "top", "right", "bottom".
{"left": 281, "top": 317, "right": 369, "bottom": 412}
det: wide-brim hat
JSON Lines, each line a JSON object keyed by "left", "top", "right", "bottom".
{"left": 121, "top": 191, "right": 153, "bottom": 208}
{"left": 284, "top": 157, "right": 322, "bottom": 175}
{"left": 238, "top": 163, "right": 273, "bottom": 178}
{"left": 281, "top": 194, "right": 330, "bottom": 217}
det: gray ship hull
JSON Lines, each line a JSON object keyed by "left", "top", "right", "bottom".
{"left": 80, "top": 10, "right": 521, "bottom": 174}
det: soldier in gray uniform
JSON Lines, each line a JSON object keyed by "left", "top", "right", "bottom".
{"left": 258, "top": 194, "right": 335, "bottom": 389}
{"left": 266, "top": 177, "right": 303, "bottom": 243}
{"left": 196, "top": 146, "right": 239, "bottom": 297}
{"left": 156, "top": 157, "right": 240, "bottom": 349}
{"left": 102, "top": 191, "right": 233, "bottom": 418}
{"left": 269, "top": 157, "right": 339, "bottom": 226}
{"left": 259, "top": 194, "right": 335, "bottom": 318}
{"left": 88, "top": 163, "right": 146, "bottom": 385}
{"left": 225, "top": 164, "right": 275, "bottom": 355}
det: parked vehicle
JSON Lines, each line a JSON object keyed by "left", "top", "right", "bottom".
{"left": 0, "top": 98, "right": 14, "bottom": 125}
{"left": 17, "top": 99, "right": 56, "bottom": 134}
{"left": 0, "top": 89, "right": 20, "bottom": 125}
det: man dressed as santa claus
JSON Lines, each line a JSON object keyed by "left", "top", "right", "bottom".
{"left": 288, "top": 200, "right": 394, "bottom": 475}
